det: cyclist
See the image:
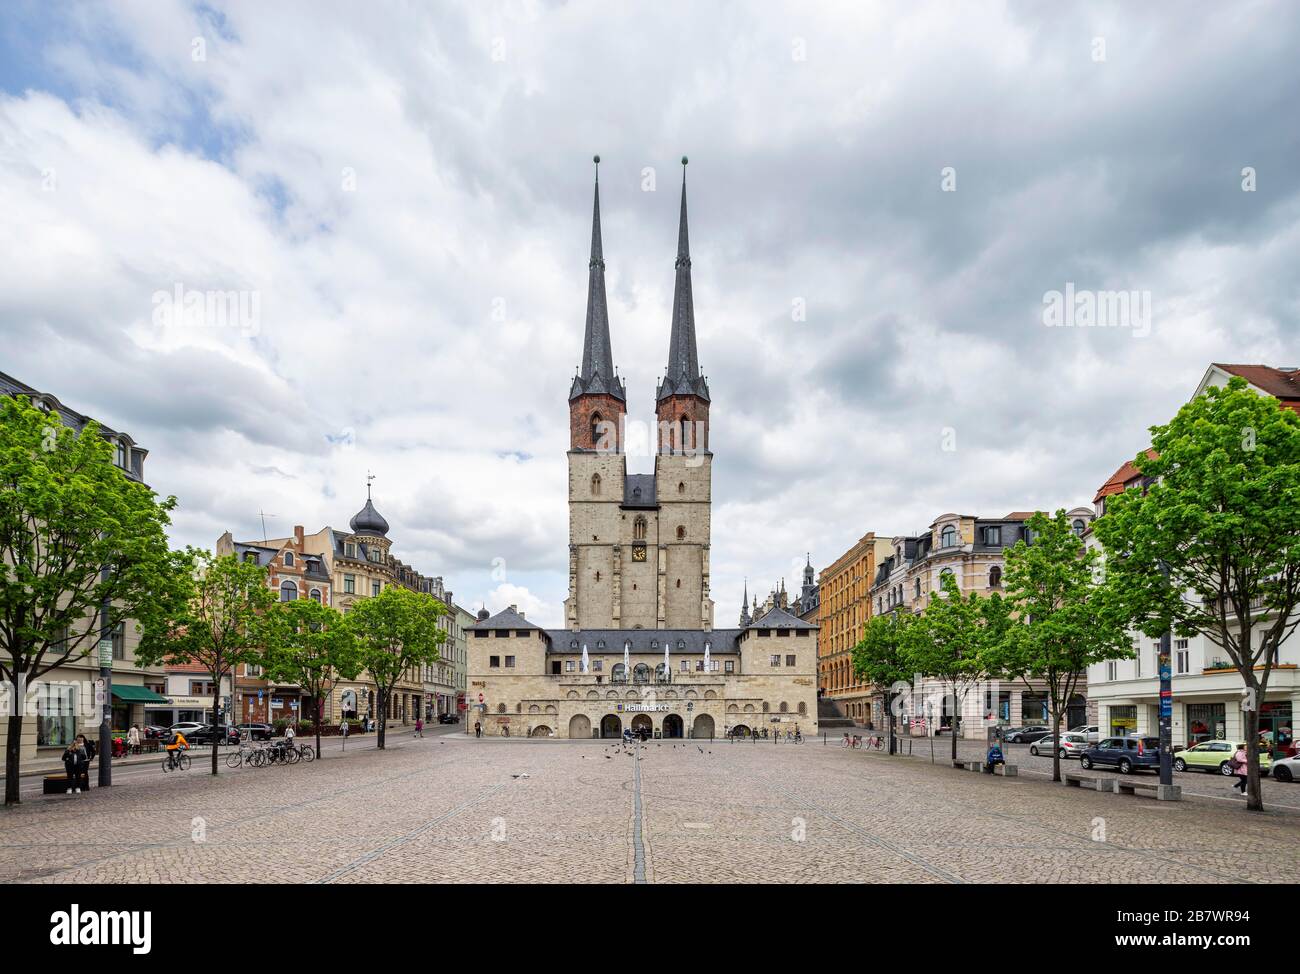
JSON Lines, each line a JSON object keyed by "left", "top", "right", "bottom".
{"left": 165, "top": 729, "right": 189, "bottom": 769}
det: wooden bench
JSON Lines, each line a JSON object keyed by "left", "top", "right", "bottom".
{"left": 1065, "top": 770, "right": 1115, "bottom": 792}
{"left": 1115, "top": 778, "right": 1182, "bottom": 801}
{"left": 43, "top": 773, "right": 90, "bottom": 795}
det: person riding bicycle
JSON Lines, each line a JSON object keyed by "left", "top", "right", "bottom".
{"left": 165, "top": 730, "right": 188, "bottom": 769}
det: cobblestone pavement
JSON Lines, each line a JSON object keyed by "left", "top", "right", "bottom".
{"left": 2, "top": 735, "right": 1297, "bottom": 884}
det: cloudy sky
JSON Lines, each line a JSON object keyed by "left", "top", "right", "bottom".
{"left": 3, "top": 1, "right": 1298, "bottom": 628}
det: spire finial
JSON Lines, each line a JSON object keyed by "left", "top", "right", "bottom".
{"left": 366, "top": 470, "right": 375, "bottom": 500}
{"left": 593, "top": 154, "right": 600, "bottom": 181}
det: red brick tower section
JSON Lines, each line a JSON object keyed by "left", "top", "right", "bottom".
{"left": 569, "top": 156, "right": 627, "bottom": 452}
{"left": 656, "top": 158, "right": 710, "bottom": 455}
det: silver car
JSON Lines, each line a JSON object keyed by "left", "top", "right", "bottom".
{"left": 1071, "top": 724, "right": 1101, "bottom": 743}
{"left": 1030, "top": 731, "right": 1090, "bottom": 758}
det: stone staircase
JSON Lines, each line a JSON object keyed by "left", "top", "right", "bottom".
{"left": 817, "top": 696, "right": 856, "bottom": 729}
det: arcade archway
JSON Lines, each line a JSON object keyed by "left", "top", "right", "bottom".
{"left": 663, "top": 714, "right": 684, "bottom": 738}
{"left": 600, "top": 714, "right": 622, "bottom": 738}
{"left": 690, "top": 714, "right": 714, "bottom": 739}
{"left": 569, "top": 714, "right": 591, "bottom": 739}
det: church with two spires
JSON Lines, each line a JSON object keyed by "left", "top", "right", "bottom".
{"left": 467, "top": 161, "right": 819, "bottom": 740}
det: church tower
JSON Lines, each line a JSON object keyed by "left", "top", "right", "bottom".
{"left": 654, "top": 158, "right": 714, "bottom": 630}
{"left": 565, "top": 158, "right": 629, "bottom": 630}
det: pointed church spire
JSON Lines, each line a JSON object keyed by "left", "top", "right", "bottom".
{"left": 658, "top": 156, "right": 709, "bottom": 403}
{"left": 739, "top": 577, "right": 751, "bottom": 626}
{"left": 571, "top": 155, "right": 625, "bottom": 403}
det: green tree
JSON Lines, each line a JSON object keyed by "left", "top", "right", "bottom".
{"left": 344, "top": 586, "right": 446, "bottom": 749}
{"left": 1094, "top": 377, "right": 1300, "bottom": 810}
{"left": 904, "top": 573, "right": 1011, "bottom": 762}
{"left": 264, "top": 599, "right": 360, "bottom": 759}
{"left": 851, "top": 610, "right": 918, "bottom": 754}
{"left": 996, "top": 510, "right": 1131, "bottom": 782}
{"left": 135, "top": 551, "right": 282, "bottom": 776}
{"left": 1, "top": 395, "right": 188, "bottom": 806}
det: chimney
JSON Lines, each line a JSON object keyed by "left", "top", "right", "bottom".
{"left": 294, "top": 525, "right": 304, "bottom": 545}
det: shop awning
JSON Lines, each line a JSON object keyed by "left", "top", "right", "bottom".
{"left": 110, "top": 685, "right": 170, "bottom": 704}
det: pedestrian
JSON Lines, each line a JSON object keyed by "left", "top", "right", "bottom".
{"left": 127, "top": 724, "right": 141, "bottom": 754}
{"left": 984, "top": 741, "right": 1006, "bottom": 774}
{"left": 474, "top": 720, "right": 482, "bottom": 739}
{"left": 340, "top": 719, "right": 349, "bottom": 740}
{"left": 61, "top": 738, "right": 88, "bottom": 794}
{"left": 285, "top": 723, "right": 296, "bottom": 747}
{"left": 1231, "top": 743, "right": 1249, "bottom": 794}
{"left": 415, "top": 716, "right": 424, "bottom": 739}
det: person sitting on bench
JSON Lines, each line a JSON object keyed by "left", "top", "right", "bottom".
{"left": 984, "top": 743, "right": 1005, "bottom": 773}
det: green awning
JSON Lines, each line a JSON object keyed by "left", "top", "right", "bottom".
{"left": 111, "top": 685, "right": 170, "bottom": 704}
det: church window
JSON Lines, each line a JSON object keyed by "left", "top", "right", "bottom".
{"left": 633, "top": 516, "right": 647, "bottom": 541}
{"left": 679, "top": 414, "right": 691, "bottom": 450}
{"left": 676, "top": 526, "right": 685, "bottom": 540}
{"left": 595, "top": 571, "right": 601, "bottom": 582}
{"left": 590, "top": 412, "right": 603, "bottom": 446}
{"left": 675, "top": 578, "right": 681, "bottom": 588}
{"left": 591, "top": 473, "right": 601, "bottom": 495}
{"left": 678, "top": 481, "right": 685, "bottom": 494}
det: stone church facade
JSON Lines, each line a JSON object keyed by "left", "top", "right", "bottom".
{"left": 468, "top": 162, "right": 819, "bottom": 740}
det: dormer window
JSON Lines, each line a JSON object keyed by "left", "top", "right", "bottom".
{"left": 940, "top": 525, "right": 956, "bottom": 548}
{"left": 115, "top": 441, "right": 127, "bottom": 468}
{"left": 345, "top": 543, "right": 356, "bottom": 558}
{"left": 1072, "top": 519, "right": 1086, "bottom": 537}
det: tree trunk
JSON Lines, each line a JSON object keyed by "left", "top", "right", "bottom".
{"left": 950, "top": 694, "right": 959, "bottom": 763}
{"left": 1050, "top": 702, "right": 1062, "bottom": 784}
{"left": 377, "top": 688, "right": 387, "bottom": 750}
{"left": 211, "top": 684, "right": 221, "bottom": 776}
{"left": 315, "top": 693, "right": 323, "bottom": 759}
{"left": 5, "top": 710, "right": 23, "bottom": 806}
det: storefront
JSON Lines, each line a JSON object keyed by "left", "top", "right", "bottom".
{"left": 1260, "top": 701, "right": 1293, "bottom": 757}
{"left": 1186, "top": 702, "right": 1226, "bottom": 745}
{"left": 110, "top": 684, "right": 171, "bottom": 732}
{"left": 34, "top": 682, "right": 79, "bottom": 747}
{"left": 1108, "top": 704, "right": 1138, "bottom": 737}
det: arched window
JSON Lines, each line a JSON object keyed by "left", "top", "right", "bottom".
{"left": 596, "top": 640, "right": 605, "bottom": 650}
{"left": 283, "top": 551, "right": 294, "bottom": 566}
{"left": 914, "top": 579, "right": 921, "bottom": 598}
{"left": 680, "top": 414, "right": 691, "bottom": 450}
{"left": 780, "top": 702, "right": 788, "bottom": 713}
{"left": 940, "top": 525, "right": 956, "bottom": 548}
{"left": 655, "top": 662, "right": 667, "bottom": 680}
{"left": 677, "top": 481, "right": 685, "bottom": 494}
{"left": 279, "top": 580, "right": 297, "bottom": 602}
{"left": 676, "top": 526, "right": 685, "bottom": 540}
{"left": 1072, "top": 519, "right": 1086, "bottom": 537}
{"left": 988, "top": 566, "right": 1002, "bottom": 588}
{"left": 497, "top": 703, "right": 506, "bottom": 714}
{"left": 798, "top": 701, "right": 807, "bottom": 715}
{"left": 762, "top": 702, "right": 770, "bottom": 713}
{"left": 676, "top": 639, "right": 685, "bottom": 651}
{"left": 612, "top": 663, "right": 627, "bottom": 682}
{"left": 590, "top": 412, "right": 603, "bottom": 447}
{"left": 309, "top": 588, "right": 322, "bottom": 603}
{"left": 591, "top": 473, "right": 601, "bottom": 495}
{"left": 633, "top": 516, "right": 647, "bottom": 541}
{"left": 633, "top": 663, "right": 650, "bottom": 683}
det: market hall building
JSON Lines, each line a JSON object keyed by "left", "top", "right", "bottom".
{"left": 467, "top": 162, "right": 820, "bottom": 739}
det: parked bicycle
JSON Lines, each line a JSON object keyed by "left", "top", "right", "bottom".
{"left": 841, "top": 733, "right": 863, "bottom": 749}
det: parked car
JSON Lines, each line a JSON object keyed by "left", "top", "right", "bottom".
{"left": 437, "top": 713, "right": 459, "bottom": 724}
{"left": 1173, "top": 740, "right": 1271, "bottom": 776}
{"left": 168, "top": 722, "right": 205, "bottom": 739}
{"left": 1031, "top": 731, "right": 1090, "bottom": 758}
{"left": 189, "top": 724, "right": 241, "bottom": 746}
{"left": 1079, "top": 735, "right": 1162, "bottom": 774}
{"left": 1005, "top": 726, "right": 1051, "bottom": 744}
{"left": 1071, "top": 724, "right": 1101, "bottom": 743}
{"left": 143, "top": 725, "right": 170, "bottom": 740}
{"left": 237, "top": 722, "right": 274, "bottom": 741}
{"left": 1271, "top": 754, "right": 1299, "bottom": 783}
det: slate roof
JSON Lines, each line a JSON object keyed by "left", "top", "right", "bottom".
{"left": 657, "top": 173, "right": 710, "bottom": 403}
{"left": 570, "top": 170, "right": 626, "bottom": 403}
{"left": 546, "top": 629, "right": 744, "bottom": 654}
{"left": 748, "top": 606, "right": 819, "bottom": 630}
{"left": 622, "top": 474, "right": 658, "bottom": 508}
{"left": 470, "top": 606, "right": 546, "bottom": 632}
{"left": 1, "top": 369, "right": 147, "bottom": 482}
{"left": 349, "top": 497, "right": 390, "bottom": 537}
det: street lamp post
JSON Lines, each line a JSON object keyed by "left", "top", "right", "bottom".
{"left": 1157, "top": 561, "right": 1173, "bottom": 788}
